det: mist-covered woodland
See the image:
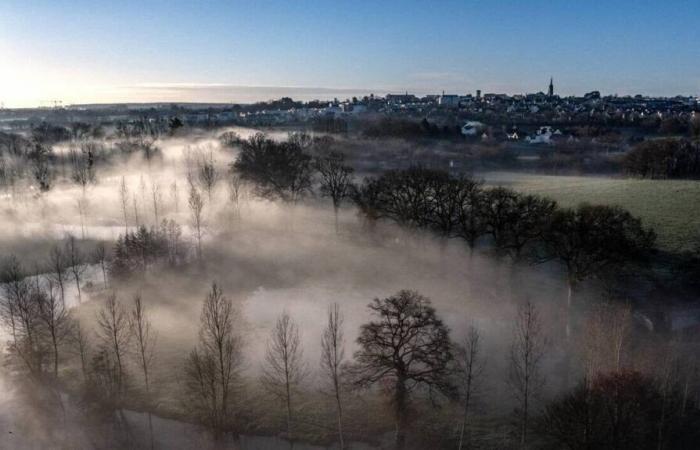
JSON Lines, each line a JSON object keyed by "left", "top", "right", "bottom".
{"left": 1, "top": 121, "right": 700, "bottom": 450}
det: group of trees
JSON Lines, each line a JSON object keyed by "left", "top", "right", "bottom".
{"left": 231, "top": 132, "right": 354, "bottom": 212}
{"left": 623, "top": 138, "right": 700, "bottom": 179}
{"left": 178, "top": 285, "right": 700, "bottom": 450}
{"left": 111, "top": 221, "right": 185, "bottom": 278}
{"left": 352, "top": 168, "right": 654, "bottom": 333}
{"left": 0, "top": 232, "right": 696, "bottom": 450}
{"left": 540, "top": 370, "right": 700, "bottom": 449}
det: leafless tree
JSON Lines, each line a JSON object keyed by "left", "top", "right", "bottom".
{"left": 321, "top": 303, "right": 346, "bottom": 449}
{"left": 151, "top": 180, "right": 161, "bottom": 226}
{"left": 93, "top": 242, "right": 108, "bottom": 288}
{"left": 582, "top": 300, "right": 632, "bottom": 380}
{"left": 171, "top": 179, "right": 180, "bottom": 214}
{"left": 129, "top": 293, "right": 157, "bottom": 449}
{"left": 352, "top": 290, "right": 455, "bottom": 450}
{"left": 129, "top": 293, "right": 156, "bottom": 393}
{"left": 262, "top": 311, "right": 307, "bottom": 441}
{"left": 227, "top": 171, "right": 245, "bottom": 219}
{"left": 455, "top": 326, "right": 486, "bottom": 450}
{"left": 132, "top": 194, "right": 141, "bottom": 227}
{"left": 508, "top": 301, "right": 547, "bottom": 446}
{"left": 188, "top": 181, "right": 205, "bottom": 260}
{"left": 76, "top": 196, "right": 88, "bottom": 239}
{"left": 184, "top": 283, "right": 242, "bottom": 438}
{"left": 315, "top": 152, "right": 353, "bottom": 233}
{"left": 70, "top": 143, "right": 95, "bottom": 192}
{"left": 37, "top": 278, "right": 70, "bottom": 377}
{"left": 65, "top": 235, "right": 85, "bottom": 304}
{"left": 119, "top": 176, "right": 129, "bottom": 232}
{"left": 96, "top": 292, "right": 131, "bottom": 398}
{"left": 0, "top": 256, "right": 41, "bottom": 375}
{"left": 71, "top": 319, "right": 91, "bottom": 382}
{"left": 197, "top": 148, "right": 219, "bottom": 202}
{"left": 48, "top": 245, "right": 68, "bottom": 302}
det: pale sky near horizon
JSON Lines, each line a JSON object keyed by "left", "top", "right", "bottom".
{"left": 1, "top": 0, "right": 699, "bottom": 107}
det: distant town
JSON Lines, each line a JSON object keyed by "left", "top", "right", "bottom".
{"left": 2, "top": 80, "right": 699, "bottom": 147}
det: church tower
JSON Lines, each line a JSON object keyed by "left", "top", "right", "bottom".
{"left": 548, "top": 77, "right": 554, "bottom": 97}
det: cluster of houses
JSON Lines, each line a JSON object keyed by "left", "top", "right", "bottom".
{"left": 1, "top": 81, "right": 698, "bottom": 141}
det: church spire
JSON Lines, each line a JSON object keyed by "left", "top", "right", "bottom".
{"left": 548, "top": 77, "right": 554, "bottom": 97}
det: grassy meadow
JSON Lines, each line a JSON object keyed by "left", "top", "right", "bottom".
{"left": 482, "top": 172, "right": 700, "bottom": 253}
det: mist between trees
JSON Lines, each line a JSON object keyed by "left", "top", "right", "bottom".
{"left": 0, "top": 126, "right": 699, "bottom": 450}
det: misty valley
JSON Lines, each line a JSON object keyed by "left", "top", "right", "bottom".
{"left": 0, "top": 119, "right": 699, "bottom": 450}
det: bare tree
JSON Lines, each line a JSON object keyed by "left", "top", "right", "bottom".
{"left": 0, "top": 256, "right": 41, "bottom": 375}
{"left": 262, "top": 311, "right": 307, "bottom": 441}
{"left": 65, "top": 235, "right": 85, "bottom": 304}
{"left": 151, "top": 180, "right": 161, "bottom": 226}
{"left": 129, "top": 293, "right": 156, "bottom": 393}
{"left": 316, "top": 152, "right": 353, "bottom": 233}
{"left": 37, "top": 278, "right": 70, "bottom": 377}
{"left": 76, "top": 196, "right": 88, "bottom": 239}
{"left": 188, "top": 181, "right": 205, "bottom": 260}
{"left": 72, "top": 319, "right": 91, "bottom": 382}
{"left": 96, "top": 292, "right": 131, "bottom": 398}
{"left": 321, "top": 303, "right": 346, "bottom": 449}
{"left": 455, "top": 326, "right": 486, "bottom": 450}
{"left": 70, "top": 143, "right": 95, "bottom": 192}
{"left": 48, "top": 245, "right": 68, "bottom": 302}
{"left": 508, "top": 301, "right": 547, "bottom": 446}
{"left": 353, "top": 290, "right": 455, "bottom": 450}
{"left": 171, "top": 179, "right": 179, "bottom": 214}
{"left": 132, "top": 195, "right": 141, "bottom": 227}
{"left": 197, "top": 148, "right": 219, "bottom": 202}
{"left": 129, "top": 293, "right": 157, "bottom": 449}
{"left": 119, "top": 176, "right": 129, "bottom": 232}
{"left": 93, "top": 242, "right": 108, "bottom": 289}
{"left": 227, "top": 171, "right": 245, "bottom": 219}
{"left": 184, "top": 283, "right": 242, "bottom": 438}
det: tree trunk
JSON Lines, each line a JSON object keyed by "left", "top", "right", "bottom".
{"left": 457, "top": 388, "right": 471, "bottom": 450}
{"left": 394, "top": 379, "right": 407, "bottom": 450}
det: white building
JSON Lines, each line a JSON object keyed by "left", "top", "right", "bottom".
{"left": 461, "top": 121, "right": 485, "bottom": 136}
{"left": 526, "top": 126, "right": 562, "bottom": 144}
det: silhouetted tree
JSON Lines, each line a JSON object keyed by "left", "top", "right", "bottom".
{"left": 542, "top": 204, "right": 655, "bottom": 338}
{"left": 184, "top": 283, "right": 242, "bottom": 438}
{"left": 233, "top": 132, "right": 313, "bottom": 202}
{"left": 353, "top": 290, "right": 455, "bottom": 449}
{"left": 262, "top": 311, "right": 307, "bottom": 441}
{"left": 316, "top": 151, "right": 353, "bottom": 233}
{"left": 508, "top": 300, "right": 547, "bottom": 446}
{"left": 96, "top": 292, "right": 130, "bottom": 398}
{"left": 538, "top": 371, "right": 700, "bottom": 450}
{"left": 455, "top": 326, "right": 485, "bottom": 450}
{"left": 321, "top": 303, "right": 346, "bottom": 449}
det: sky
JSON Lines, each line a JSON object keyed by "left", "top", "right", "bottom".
{"left": 0, "top": 0, "right": 698, "bottom": 107}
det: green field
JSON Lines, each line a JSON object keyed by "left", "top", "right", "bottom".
{"left": 482, "top": 171, "right": 700, "bottom": 253}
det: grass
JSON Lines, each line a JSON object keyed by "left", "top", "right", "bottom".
{"left": 482, "top": 171, "right": 700, "bottom": 253}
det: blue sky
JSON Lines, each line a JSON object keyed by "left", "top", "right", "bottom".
{"left": 1, "top": 0, "right": 698, "bottom": 106}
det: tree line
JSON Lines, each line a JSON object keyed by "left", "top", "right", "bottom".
{"left": 4, "top": 259, "right": 698, "bottom": 449}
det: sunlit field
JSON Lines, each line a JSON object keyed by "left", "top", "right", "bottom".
{"left": 484, "top": 171, "right": 700, "bottom": 252}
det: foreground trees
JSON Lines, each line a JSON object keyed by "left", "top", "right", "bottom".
{"left": 539, "top": 371, "right": 700, "bottom": 450}
{"left": 353, "top": 290, "right": 455, "bottom": 449}
{"left": 508, "top": 301, "right": 547, "bottom": 446}
{"left": 185, "top": 283, "right": 242, "bottom": 438}
{"left": 455, "top": 326, "right": 485, "bottom": 450}
{"left": 262, "top": 311, "right": 307, "bottom": 441}
{"left": 320, "top": 303, "right": 346, "bottom": 449}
